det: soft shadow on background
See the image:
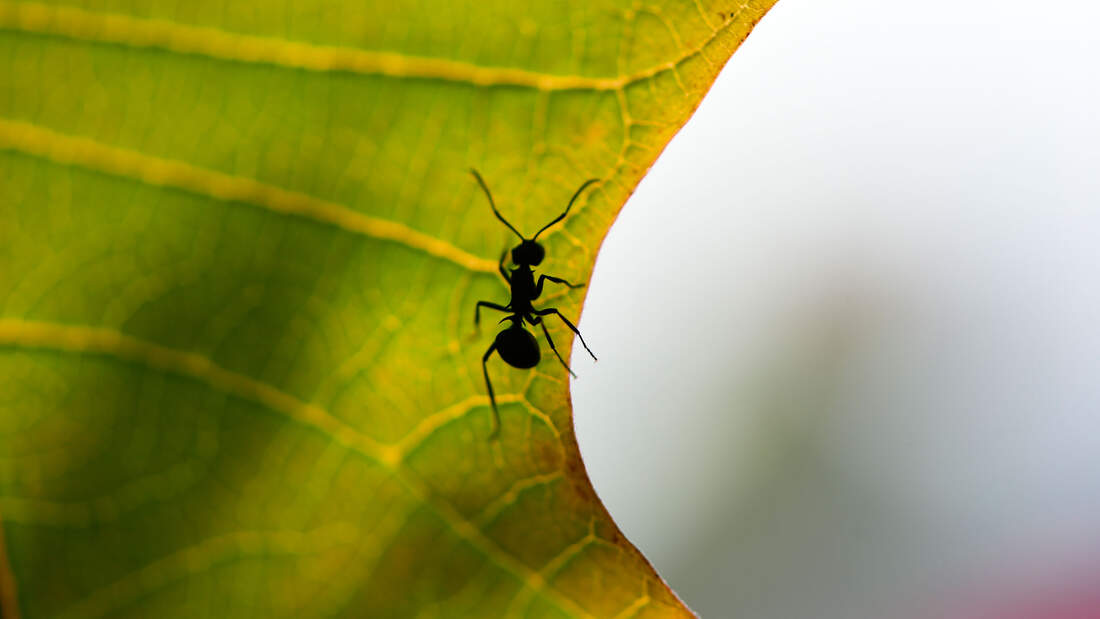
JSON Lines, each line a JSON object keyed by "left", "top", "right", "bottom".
{"left": 574, "top": 0, "right": 1100, "bottom": 617}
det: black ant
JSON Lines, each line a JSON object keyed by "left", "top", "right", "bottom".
{"left": 470, "top": 169, "right": 599, "bottom": 438}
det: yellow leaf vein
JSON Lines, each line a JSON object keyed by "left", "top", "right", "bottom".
{"left": 55, "top": 525, "right": 359, "bottom": 619}
{"left": 0, "top": 318, "right": 399, "bottom": 463}
{"left": 0, "top": 0, "right": 735, "bottom": 93}
{"left": 476, "top": 471, "right": 564, "bottom": 527}
{"left": 0, "top": 118, "right": 496, "bottom": 273}
{"left": 613, "top": 592, "right": 652, "bottom": 619}
{"left": 506, "top": 521, "right": 598, "bottom": 617}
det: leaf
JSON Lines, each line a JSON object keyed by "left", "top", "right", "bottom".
{"left": 0, "top": 0, "right": 776, "bottom": 617}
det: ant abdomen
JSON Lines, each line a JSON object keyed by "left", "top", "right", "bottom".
{"left": 495, "top": 326, "right": 540, "bottom": 369}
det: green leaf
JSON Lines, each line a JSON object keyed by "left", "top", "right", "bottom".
{"left": 0, "top": 0, "right": 776, "bottom": 616}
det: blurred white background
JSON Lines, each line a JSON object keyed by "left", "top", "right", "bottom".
{"left": 572, "top": 0, "right": 1100, "bottom": 617}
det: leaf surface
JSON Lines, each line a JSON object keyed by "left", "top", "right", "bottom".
{"left": 0, "top": 1, "right": 776, "bottom": 616}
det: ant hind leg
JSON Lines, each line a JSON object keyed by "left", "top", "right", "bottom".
{"left": 482, "top": 342, "right": 501, "bottom": 440}
{"left": 534, "top": 308, "right": 597, "bottom": 361}
{"left": 475, "top": 301, "right": 509, "bottom": 327}
{"left": 529, "top": 314, "right": 576, "bottom": 378}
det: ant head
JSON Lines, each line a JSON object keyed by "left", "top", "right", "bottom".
{"left": 511, "top": 240, "right": 545, "bottom": 266}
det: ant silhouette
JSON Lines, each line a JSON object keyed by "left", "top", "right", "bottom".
{"left": 470, "top": 169, "right": 599, "bottom": 439}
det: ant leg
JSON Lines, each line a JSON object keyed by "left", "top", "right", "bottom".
{"left": 498, "top": 249, "right": 511, "bottom": 284}
{"left": 475, "top": 301, "right": 509, "bottom": 327}
{"left": 528, "top": 314, "right": 576, "bottom": 378}
{"left": 482, "top": 342, "right": 501, "bottom": 440}
{"left": 534, "top": 274, "right": 584, "bottom": 299}
{"left": 534, "top": 308, "right": 597, "bottom": 361}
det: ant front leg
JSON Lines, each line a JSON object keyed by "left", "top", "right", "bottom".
{"left": 533, "top": 274, "right": 585, "bottom": 299}
{"left": 482, "top": 342, "right": 501, "bottom": 439}
{"left": 534, "top": 307, "right": 597, "bottom": 361}
{"left": 527, "top": 314, "right": 576, "bottom": 378}
{"left": 474, "top": 301, "right": 509, "bottom": 328}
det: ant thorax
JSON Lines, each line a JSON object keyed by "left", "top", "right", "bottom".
{"left": 507, "top": 265, "right": 536, "bottom": 313}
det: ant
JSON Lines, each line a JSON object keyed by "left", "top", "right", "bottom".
{"left": 470, "top": 169, "right": 599, "bottom": 439}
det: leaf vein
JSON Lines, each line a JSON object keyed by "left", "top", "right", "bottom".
{"left": 506, "top": 521, "right": 598, "bottom": 617}
{"left": 0, "top": 0, "right": 737, "bottom": 92}
{"left": 475, "top": 472, "right": 564, "bottom": 527}
{"left": 614, "top": 593, "right": 651, "bottom": 619}
{"left": 55, "top": 524, "right": 359, "bottom": 619}
{"left": 0, "top": 318, "right": 399, "bottom": 465}
{"left": 392, "top": 393, "right": 560, "bottom": 462}
{"left": 0, "top": 118, "right": 496, "bottom": 273}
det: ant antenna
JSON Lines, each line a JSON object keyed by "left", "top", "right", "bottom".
{"left": 532, "top": 178, "right": 599, "bottom": 241}
{"left": 470, "top": 169, "right": 525, "bottom": 241}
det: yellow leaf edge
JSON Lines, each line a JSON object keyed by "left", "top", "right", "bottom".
{"left": 555, "top": 3, "right": 780, "bottom": 617}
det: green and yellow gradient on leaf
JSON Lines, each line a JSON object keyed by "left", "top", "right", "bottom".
{"left": 0, "top": 0, "right": 775, "bottom": 616}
